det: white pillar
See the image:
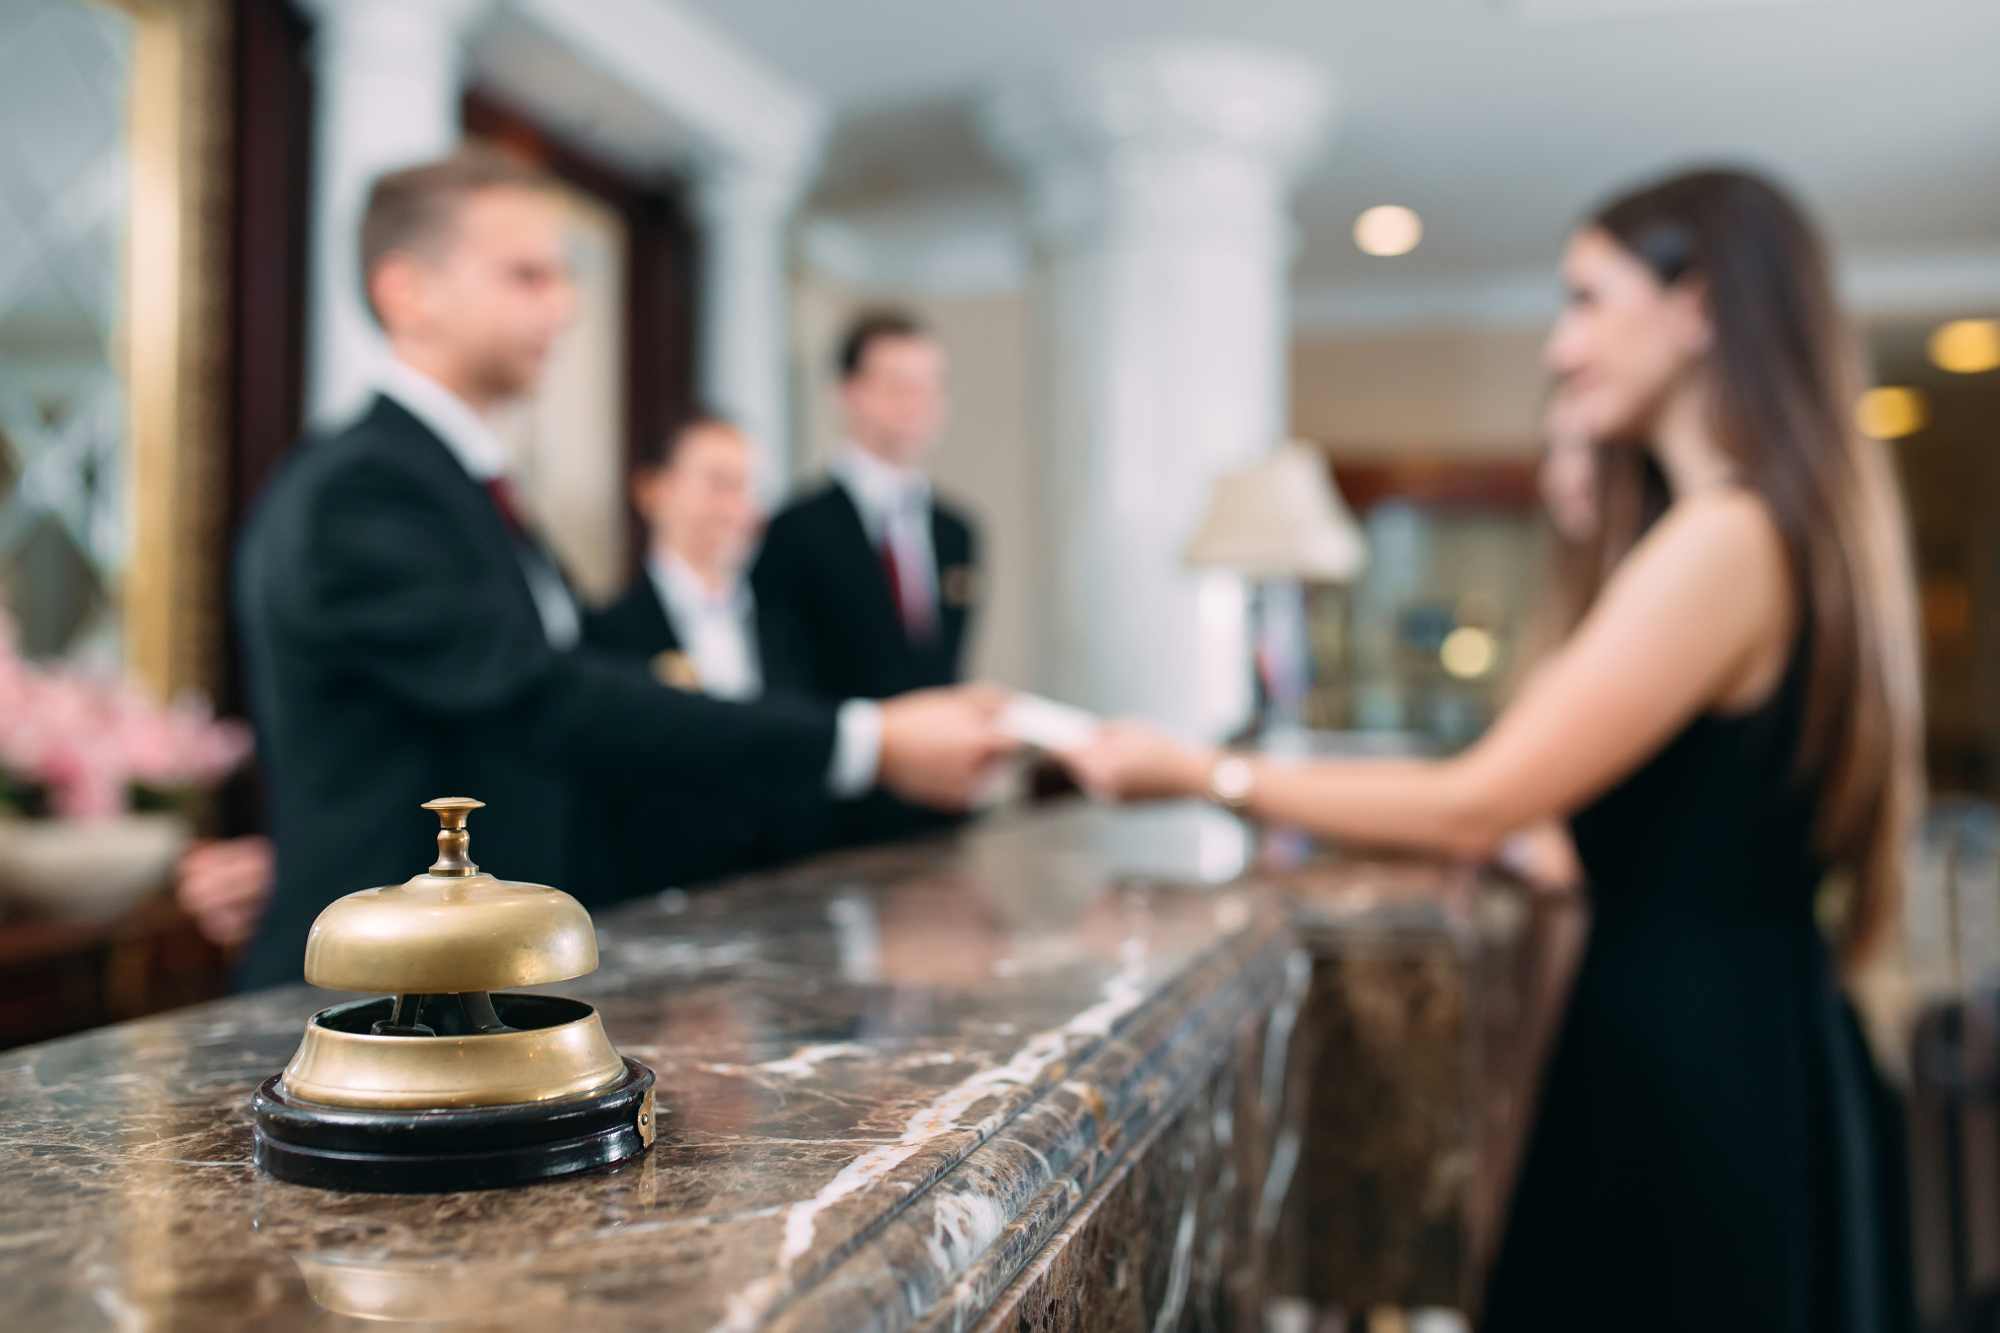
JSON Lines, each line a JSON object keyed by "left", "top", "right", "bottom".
{"left": 301, "top": 0, "right": 489, "bottom": 427}
{"left": 982, "top": 44, "right": 1335, "bottom": 739}
{"left": 693, "top": 161, "right": 809, "bottom": 498}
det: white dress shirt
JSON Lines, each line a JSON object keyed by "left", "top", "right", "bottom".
{"left": 641, "top": 551, "right": 877, "bottom": 793}
{"left": 647, "top": 551, "right": 762, "bottom": 702}
{"left": 833, "top": 445, "right": 937, "bottom": 634}
{"left": 377, "top": 360, "right": 581, "bottom": 650}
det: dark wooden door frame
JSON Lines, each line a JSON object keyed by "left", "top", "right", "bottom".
{"left": 218, "top": 0, "right": 315, "bottom": 835}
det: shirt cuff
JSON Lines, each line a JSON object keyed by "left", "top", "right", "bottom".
{"left": 828, "top": 699, "right": 883, "bottom": 797}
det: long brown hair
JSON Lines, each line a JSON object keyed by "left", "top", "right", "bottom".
{"left": 1550, "top": 167, "right": 1924, "bottom": 967}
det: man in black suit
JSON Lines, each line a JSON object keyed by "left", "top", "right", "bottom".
{"left": 754, "top": 312, "right": 982, "bottom": 843}
{"left": 754, "top": 311, "right": 978, "bottom": 702}
{"left": 233, "top": 150, "right": 1011, "bottom": 990}
{"left": 585, "top": 412, "right": 825, "bottom": 887}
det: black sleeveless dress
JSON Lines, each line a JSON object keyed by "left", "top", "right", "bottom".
{"left": 1481, "top": 631, "right": 1914, "bottom": 1332}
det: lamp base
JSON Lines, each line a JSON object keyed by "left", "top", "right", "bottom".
{"left": 252, "top": 1057, "right": 656, "bottom": 1193}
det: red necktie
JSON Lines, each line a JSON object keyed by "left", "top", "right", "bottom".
{"left": 881, "top": 533, "right": 938, "bottom": 643}
{"left": 880, "top": 538, "right": 909, "bottom": 636}
{"left": 485, "top": 477, "right": 526, "bottom": 538}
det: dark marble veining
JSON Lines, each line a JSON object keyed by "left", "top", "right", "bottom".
{"left": 1273, "top": 853, "right": 1575, "bottom": 1319}
{"left": 970, "top": 963, "right": 1302, "bottom": 1333}
{"left": 2, "top": 805, "right": 1558, "bottom": 1332}
{"left": 0, "top": 805, "right": 1308, "bottom": 1331}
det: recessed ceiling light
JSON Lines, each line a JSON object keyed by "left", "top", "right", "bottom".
{"left": 1354, "top": 205, "right": 1422, "bottom": 258}
{"left": 1928, "top": 319, "right": 2000, "bottom": 375}
{"left": 1855, "top": 386, "right": 1927, "bottom": 441}
{"left": 1440, "top": 626, "right": 1497, "bottom": 680}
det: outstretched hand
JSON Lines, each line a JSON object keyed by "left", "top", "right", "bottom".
{"left": 1057, "top": 720, "right": 1212, "bottom": 804}
{"left": 877, "top": 684, "right": 1019, "bottom": 811}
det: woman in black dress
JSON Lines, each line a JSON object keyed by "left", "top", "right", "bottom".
{"left": 1060, "top": 167, "right": 1923, "bottom": 1332}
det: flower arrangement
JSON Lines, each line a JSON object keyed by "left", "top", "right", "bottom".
{"left": 0, "top": 611, "right": 252, "bottom": 821}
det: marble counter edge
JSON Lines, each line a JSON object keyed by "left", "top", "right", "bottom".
{"left": 744, "top": 897, "right": 1300, "bottom": 1332}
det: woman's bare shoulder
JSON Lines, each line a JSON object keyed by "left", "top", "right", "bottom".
{"left": 1612, "top": 487, "right": 1793, "bottom": 705}
{"left": 1621, "top": 487, "right": 1788, "bottom": 600}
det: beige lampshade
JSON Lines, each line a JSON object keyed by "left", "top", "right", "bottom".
{"left": 1184, "top": 441, "right": 1367, "bottom": 581}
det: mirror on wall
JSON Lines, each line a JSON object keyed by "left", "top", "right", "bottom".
{"left": 0, "top": 0, "right": 136, "bottom": 665}
{"left": 0, "top": 0, "right": 231, "bottom": 696}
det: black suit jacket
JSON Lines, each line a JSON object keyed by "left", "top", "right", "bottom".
{"left": 233, "top": 396, "right": 839, "bottom": 989}
{"left": 581, "top": 577, "right": 832, "bottom": 889}
{"left": 751, "top": 481, "right": 979, "bottom": 703}
{"left": 583, "top": 575, "right": 682, "bottom": 661}
{"left": 752, "top": 479, "right": 980, "bottom": 845}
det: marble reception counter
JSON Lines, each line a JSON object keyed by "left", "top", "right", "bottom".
{"left": 0, "top": 804, "right": 1556, "bottom": 1330}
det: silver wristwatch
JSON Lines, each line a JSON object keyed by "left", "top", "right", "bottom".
{"left": 1207, "top": 754, "right": 1255, "bottom": 812}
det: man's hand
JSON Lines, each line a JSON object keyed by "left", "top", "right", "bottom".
{"left": 175, "top": 836, "right": 274, "bottom": 950}
{"left": 877, "top": 685, "right": 1017, "bottom": 811}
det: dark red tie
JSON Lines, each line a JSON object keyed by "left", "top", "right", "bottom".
{"left": 485, "top": 477, "right": 526, "bottom": 538}
{"left": 880, "top": 538, "right": 909, "bottom": 635}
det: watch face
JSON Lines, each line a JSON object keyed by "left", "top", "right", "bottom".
{"left": 1213, "top": 757, "right": 1254, "bottom": 805}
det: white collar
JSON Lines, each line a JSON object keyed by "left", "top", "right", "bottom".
{"left": 379, "top": 359, "right": 510, "bottom": 483}
{"left": 648, "top": 549, "right": 750, "bottom": 620}
{"left": 833, "top": 444, "right": 931, "bottom": 530}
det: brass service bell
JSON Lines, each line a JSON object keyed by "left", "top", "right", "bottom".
{"left": 250, "top": 799, "right": 655, "bottom": 1192}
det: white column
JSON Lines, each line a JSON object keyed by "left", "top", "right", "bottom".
{"left": 301, "top": 0, "right": 489, "bottom": 427}
{"left": 982, "top": 44, "right": 1335, "bottom": 739}
{"left": 693, "top": 161, "right": 809, "bottom": 498}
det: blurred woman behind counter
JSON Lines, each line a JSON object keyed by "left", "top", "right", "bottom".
{"left": 1061, "top": 167, "right": 1921, "bottom": 1333}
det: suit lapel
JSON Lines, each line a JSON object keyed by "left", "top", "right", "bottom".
{"left": 638, "top": 574, "right": 684, "bottom": 655}
{"left": 370, "top": 397, "right": 552, "bottom": 631}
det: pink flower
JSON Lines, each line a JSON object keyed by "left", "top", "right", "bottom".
{"left": 0, "top": 603, "right": 252, "bottom": 819}
{"left": 47, "top": 737, "right": 126, "bottom": 819}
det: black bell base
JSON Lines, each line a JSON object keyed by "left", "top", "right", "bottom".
{"left": 252, "top": 1057, "right": 656, "bottom": 1193}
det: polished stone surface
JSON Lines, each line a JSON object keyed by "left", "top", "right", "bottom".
{"left": 1, "top": 805, "right": 1555, "bottom": 1331}
{"left": 0, "top": 805, "right": 1311, "bottom": 1331}
{"left": 974, "top": 979, "right": 1300, "bottom": 1333}
{"left": 1274, "top": 853, "right": 1569, "bottom": 1316}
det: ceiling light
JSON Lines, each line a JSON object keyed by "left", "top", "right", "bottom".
{"left": 1354, "top": 205, "right": 1422, "bottom": 258}
{"left": 1855, "top": 387, "right": 1927, "bottom": 441}
{"left": 1928, "top": 319, "right": 2000, "bottom": 375}
{"left": 1440, "top": 627, "right": 1497, "bottom": 680}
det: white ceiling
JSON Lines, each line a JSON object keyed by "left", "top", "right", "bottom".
{"left": 676, "top": 0, "right": 2000, "bottom": 289}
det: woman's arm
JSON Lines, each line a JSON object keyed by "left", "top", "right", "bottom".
{"left": 1064, "top": 490, "right": 1792, "bottom": 859}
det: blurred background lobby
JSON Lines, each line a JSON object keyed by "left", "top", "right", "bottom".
{"left": 1, "top": 0, "right": 1997, "bottom": 1326}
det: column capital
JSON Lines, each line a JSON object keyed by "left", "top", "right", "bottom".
{"left": 980, "top": 41, "right": 1335, "bottom": 185}
{"left": 980, "top": 43, "right": 1334, "bottom": 251}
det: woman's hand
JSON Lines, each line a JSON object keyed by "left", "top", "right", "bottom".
{"left": 1059, "top": 721, "right": 1215, "bottom": 803}
{"left": 1495, "top": 821, "right": 1585, "bottom": 894}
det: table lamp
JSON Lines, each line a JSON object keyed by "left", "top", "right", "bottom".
{"left": 1184, "top": 440, "right": 1368, "bottom": 731}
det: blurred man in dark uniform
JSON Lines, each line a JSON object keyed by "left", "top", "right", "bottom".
{"left": 233, "top": 151, "right": 1010, "bottom": 990}
{"left": 586, "top": 412, "right": 827, "bottom": 889}
{"left": 754, "top": 312, "right": 978, "bottom": 701}
{"left": 754, "top": 312, "right": 982, "bottom": 843}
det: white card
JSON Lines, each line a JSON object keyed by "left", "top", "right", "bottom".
{"left": 1000, "top": 693, "right": 1101, "bottom": 751}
